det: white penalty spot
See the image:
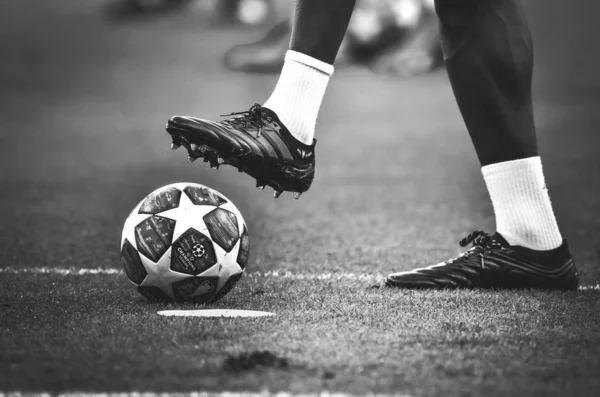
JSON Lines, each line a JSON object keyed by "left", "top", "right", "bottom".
{"left": 157, "top": 309, "right": 275, "bottom": 318}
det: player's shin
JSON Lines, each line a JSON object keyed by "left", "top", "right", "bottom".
{"left": 435, "top": 0, "right": 563, "bottom": 250}
{"left": 263, "top": 0, "right": 357, "bottom": 145}
{"left": 290, "top": 0, "right": 358, "bottom": 65}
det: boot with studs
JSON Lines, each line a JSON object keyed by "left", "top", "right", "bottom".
{"left": 166, "top": 104, "right": 316, "bottom": 199}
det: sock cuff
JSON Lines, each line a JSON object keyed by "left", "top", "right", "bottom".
{"left": 481, "top": 156, "right": 542, "bottom": 178}
{"left": 285, "top": 50, "right": 335, "bottom": 76}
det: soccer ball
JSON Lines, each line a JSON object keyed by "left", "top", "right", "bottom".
{"left": 120, "top": 182, "right": 250, "bottom": 303}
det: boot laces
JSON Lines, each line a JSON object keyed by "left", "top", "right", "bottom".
{"left": 445, "top": 230, "right": 506, "bottom": 269}
{"left": 220, "top": 103, "right": 266, "bottom": 137}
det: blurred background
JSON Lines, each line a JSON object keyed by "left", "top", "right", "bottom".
{"left": 1, "top": 0, "right": 599, "bottom": 281}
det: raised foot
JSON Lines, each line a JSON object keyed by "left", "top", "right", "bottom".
{"left": 166, "top": 104, "right": 316, "bottom": 199}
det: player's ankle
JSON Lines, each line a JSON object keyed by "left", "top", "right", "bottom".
{"left": 262, "top": 106, "right": 313, "bottom": 146}
{"left": 289, "top": 129, "right": 314, "bottom": 146}
{"left": 497, "top": 230, "right": 562, "bottom": 252}
{"left": 499, "top": 233, "right": 572, "bottom": 268}
{"left": 263, "top": 50, "right": 333, "bottom": 146}
{"left": 483, "top": 156, "right": 563, "bottom": 251}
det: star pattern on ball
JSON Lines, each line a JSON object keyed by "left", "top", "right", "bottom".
{"left": 159, "top": 191, "right": 216, "bottom": 241}
{"left": 139, "top": 247, "right": 189, "bottom": 299}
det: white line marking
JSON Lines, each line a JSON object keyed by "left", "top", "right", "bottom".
{"left": 257, "top": 271, "right": 381, "bottom": 282}
{"left": 0, "top": 267, "right": 123, "bottom": 275}
{"left": 0, "top": 267, "right": 381, "bottom": 282}
{"left": 0, "top": 267, "right": 598, "bottom": 290}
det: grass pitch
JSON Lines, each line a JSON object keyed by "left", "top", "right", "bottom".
{"left": 2, "top": 1, "right": 600, "bottom": 396}
{"left": 2, "top": 271, "right": 600, "bottom": 396}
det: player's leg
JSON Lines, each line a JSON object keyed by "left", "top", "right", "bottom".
{"left": 167, "top": 0, "right": 356, "bottom": 198}
{"left": 439, "top": 0, "right": 564, "bottom": 250}
{"left": 261, "top": 0, "right": 356, "bottom": 144}
{"left": 438, "top": 0, "right": 537, "bottom": 166}
{"left": 385, "top": 0, "right": 578, "bottom": 289}
{"left": 288, "top": 0, "right": 356, "bottom": 64}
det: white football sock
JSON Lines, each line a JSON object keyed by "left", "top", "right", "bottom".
{"left": 263, "top": 50, "right": 334, "bottom": 145}
{"left": 482, "top": 156, "right": 563, "bottom": 250}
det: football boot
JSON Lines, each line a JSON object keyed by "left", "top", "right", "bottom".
{"left": 385, "top": 230, "right": 579, "bottom": 290}
{"left": 166, "top": 104, "right": 315, "bottom": 199}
